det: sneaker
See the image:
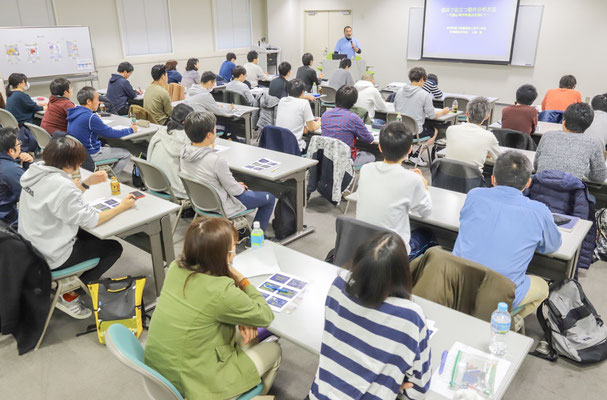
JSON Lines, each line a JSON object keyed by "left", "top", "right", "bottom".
{"left": 409, "top": 155, "right": 427, "bottom": 167}
{"left": 56, "top": 295, "right": 92, "bottom": 319}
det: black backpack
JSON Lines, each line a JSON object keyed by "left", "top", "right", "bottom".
{"left": 271, "top": 190, "right": 297, "bottom": 240}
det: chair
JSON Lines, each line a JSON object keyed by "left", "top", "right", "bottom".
{"left": 259, "top": 125, "right": 301, "bottom": 156}
{"left": 330, "top": 216, "right": 392, "bottom": 266}
{"left": 306, "top": 135, "right": 354, "bottom": 205}
{"left": 538, "top": 110, "right": 564, "bottom": 124}
{"left": 24, "top": 122, "right": 51, "bottom": 150}
{"left": 0, "top": 108, "right": 19, "bottom": 129}
{"left": 35, "top": 258, "right": 100, "bottom": 350}
{"left": 105, "top": 324, "right": 264, "bottom": 400}
{"left": 349, "top": 106, "right": 371, "bottom": 124}
{"left": 66, "top": 134, "right": 118, "bottom": 175}
{"left": 131, "top": 157, "right": 189, "bottom": 234}
{"left": 443, "top": 96, "right": 470, "bottom": 123}
{"left": 129, "top": 105, "right": 159, "bottom": 125}
{"left": 319, "top": 85, "right": 337, "bottom": 114}
{"left": 167, "top": 83, "right": 185, "bottom": 102}
{"left": 225, "top": 90, "right": 249, "bottom": 106}
{"left": 431, "top": 158, "right": 485, "bottom": 194}
{"left": 387, "top": 114, "right": 432, "bottom": 168}
{"left": 490, "top": 127, "right": 537, "bottom": 150}
{"left": 178, "top": 172, "right": 255, "bottom": 234}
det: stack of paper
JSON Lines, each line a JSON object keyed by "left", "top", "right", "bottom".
{"left": 232, "top": 246, "right": 281, "bottom": 278}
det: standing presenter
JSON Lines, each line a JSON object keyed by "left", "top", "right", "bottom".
{"left": 334, "top": 26, "right": 362, "bottom": 59}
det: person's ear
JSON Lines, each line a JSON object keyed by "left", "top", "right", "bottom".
{"left": 491, "top": 175, "right": 497, "bottom": 187}
{"left": 523, "top": 177, "right": 532, "bottom": 191}
{"left": 408, "top": 145, "right": 413, "bottom": 155}
{"left": 378, "top": 144, "right": 383, "bottom": 154}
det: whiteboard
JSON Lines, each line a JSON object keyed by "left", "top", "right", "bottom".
{"left": 0, "top": 26, "right": 95, "bottom": 79}
{"left": 407, "top": 5, "right": 544, "bottom": 66}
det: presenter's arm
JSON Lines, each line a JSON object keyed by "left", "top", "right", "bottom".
{"left": 352, "top": 39, "right": 361, "bottom": 54}
{"left": 334, "top": 39, "right": 341, "bottom": 53}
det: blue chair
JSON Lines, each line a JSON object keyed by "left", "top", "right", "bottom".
{"left": 539, "top": 110, "right": 564, "bottom": 123}
{"left": 35, "top": 258, "right": 100, "bottom": 350}
{"left": 105, "top": 324, "right": 263, "bottom": 400}
{"left": 259, "top": 125, "right": 301, "bottom": 156}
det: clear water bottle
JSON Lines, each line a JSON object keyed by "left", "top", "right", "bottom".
{"left": 312, "top": 82, "right": 318, "bottom": 95}
{"left": 489, "top": 302, "right": 511, "bottom": 356}
{"left": 396, "top": 112, "right": 402, "bottom": 122}
{"left": 250, "top": 221, "right": 264, "bottom": 248}
{"left": 452, "top": 99, "right": 459, "bottom": 113}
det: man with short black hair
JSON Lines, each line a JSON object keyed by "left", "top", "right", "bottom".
{"left": 454, "top": 151, "right": 561, "bottom": 318}
{"left": 226, "top": 66, "right": 256, "bottom": 106}
{"left": 219, "top": 52, "right": 237, "bottom": 83}
{"left": 185, "top": 71, "right": 236, "bottom": 117}
{"left": 0, "top": 127, "right": 33, "bottom": 225}
{"left": 535, "top": 102, "right": 607, "bottom": 182}
{"left": 541, "top": 74, "right": 582, "bottom": 111}
{"left": 501, "top": 84, "right": 539, "bottom": 135}
{"left": 321, "top": 85, "right": 375, "bottom": 166}
{"left": 585, "top": 94, "right": 607, "bottom": 147}
{"left": 334, "top": 26, "right": 361, "bottom": 59}
{"left": 296, "top": 53, "right": 322, "bottom": 93}
{"left": 268, "top": 62, "right": 291, "bottom": 99}
{"left": 244, "top": 50, "right": 267, "bottom": 88}
{"left": 143, "top": 64, "right": 173, "bottom": 125}
{"left": 275, "top": 79, "right": 320, "bottom": 152}
{"left": 41, "top": 77, "right": 75, "bottom": 135}
{"left": 107, "top": 61, "right": 141, "bottom": 115}
{"left": 328, "top": 58, "right": 354, "bottom": 90}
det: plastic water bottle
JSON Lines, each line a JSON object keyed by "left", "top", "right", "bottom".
{"left": 489, "top": 302, "right": 511, "bottom": 356}
{"left": 452, "top": 99, "right": 459, "bottom": 113}
{"left": 312, "top": 82, "right": 318, "bottom": 95}
{"left": 396, "top": 112, "right": 402, "bottom": 122}
{"left": 250, "top": 221, "right": 264, "bottom": 248}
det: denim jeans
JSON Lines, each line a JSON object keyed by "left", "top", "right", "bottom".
{"left": 235, "top": 190, "right": 276, "bottom": 231}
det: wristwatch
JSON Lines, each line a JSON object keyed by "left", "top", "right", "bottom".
{"left": 81, "top": 181, "right": 90, "bottom": 190}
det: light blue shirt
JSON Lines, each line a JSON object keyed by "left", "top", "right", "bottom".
{"left": 334, "top": 36, "right": 361, "bottom": 59}
{"left": 453, "top": 186, "right": 562, "bottom": 306}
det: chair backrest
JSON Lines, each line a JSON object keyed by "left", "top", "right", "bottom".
{"left": 320, "top": 85, "right": 337, "bottom": 103}
{"left": 490, "top": 127, "right": 536, "bottom": 150}
{"left": 131, "top": 157, "right": 176, "bottom": 201}
{"left": 64, "top": 134, "right": 95, "bottom": 171}
{"left": 259, "top": 125, "right": 301, "bottom": 156}
{"left": 349, "top": 106, "right": 370, "bottom": 124}
{"left": 98, "top": 95, "right": 118, "bottom": 115}
{"left": 431, "top": 158, "right": 484, "bottom": 194}
{"left": 129, "top": 104, "right": 159, "bottom": 124}
{"left": 105, "top": 324, "right": 184, "bottom": 400}
{"left": 0, "top": 108, "right": 19, "bottom": 129}
{"left": 333, "top": 216, "right": 392, "bottom": 266}
{"left": 24, "top": 122, "right": 51, "bottom": 149}
{"left": 226, "top": 90, "right": 248, "bottom": 106}
{"left": 443, "top": 96, "right": 470, "bottom": 112}
{"left": 386, "top": 92, "right": 396, "bottom": 103}
{"left": 387, "top": 113, "right": 418, "bottom": 135}
{"left": 539, "top": 110, "right": 564, "bottom": 124}
{"left": 168, "top": 83, "right": 185, "bottom": 102}
{"left": 178, "top": 172, "right": 227, "bottom": 217}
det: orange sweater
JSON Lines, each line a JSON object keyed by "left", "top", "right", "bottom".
{"left": 541, "top": 88, "right": 582, "bottom": 111}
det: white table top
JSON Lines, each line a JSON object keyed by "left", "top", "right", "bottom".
{"left": 80, "top": 169, "right": 180, "bottom": 239}
{"left": 489, "top": 121, "right": 562, "bottom": 136}
{"left": 381, "top": 84, "right": 499, "bottom": 103}
{"left": 170, "top": 100, "right": 258, "bottom": 116}
{"left": 244, "top": 242, "right": 532, "bottom": 399}
{"left": 97, "top": 87, "right": 143, "bottom": 101}
{"left": 376, "top": 102, "right": 464, "bottom": 123}
{"left": 100, "top": 114, "right": 159, "bottom": 141}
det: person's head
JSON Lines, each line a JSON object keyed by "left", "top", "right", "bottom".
{"left": 278, "top": 61, "right": 291, "bottom": 78}
{"left": 339, "top": 58, "right": 352, "bottom": 70}
{"left": 77, "top": 86, "right": 99, "bottom": 111}
{"left": 226, "top": 52, "right": 236, "bottom": 62}
{"left": 167, "top": 103, "right": 194, "bottom": 132}
{"left": 466, "top": 96, "right": 491, "bottom": 125}
{"left": 408, "top": 67, "right": 427, "bottom": 84}
{"left": 563, "top": 102, "right": 594, "bottom": 133}
{"left": 335, "top": 85, "right": 358, "bottom": 109}
{"left": 345, "top": 232, "right": 413, "bottom": 308}
{"left": 344, "top": 26, "right": 352, "bottom": 38}
{"left": 247, "top": 50, "right": 258, "bottom": 63}
{"left": 491, "top": 151, "right": 533, "bottom": 190}
{"left": 287, "top": 79, "right": 305, "bottom": 98}
{"left": 179, "top": 217, "right": 238, "bottom": 291}
{"left": 117, "top": 61, "right": 134, "bottom": 78}
{"left": 6, "top": 73, "right": 28, "bottom": 96}
{"left": 0, "top": 127, "right": 20, "bottom": 159}
{"left": 559, "top": 75, "right": 577, "bottom": 89}
{"left": 427, "top": 73, "right": 438, "bottom": 84}
{"left": 361, "top": 72, "right": 374, "bottom": 84}
{"left": 42, "top": 135, "right": 88, "bottom": 174}
{"left": 232, "top": 66, "right": 247, "bottom": 81}
{"left": 200, "top": 71, "right": 217, "bottom": 88}
{"left": 378, "top": 121, "right": 414, "bottom": 162}
{"left": 165, "top": 59, "right": 178, "bottom": 71}
{"left": 591, "top": 94, "right": 607, "bottom": 113}
{"left": 49, "top": 77, "right": 72, "bottom": 98}
{"left": 302, "top": 52, "right": 314, "bottom": 67}
{"left": 151, "top": 64, "right": 167, "bottom": 83}
{"left": 515, "top": 84, "right": 537, "bottom": 106}
{"left": 184, "top": 111, "right": 217, "bottom": 144}
{"left": 185, "top": 58, "right": 199, "bottom": 71}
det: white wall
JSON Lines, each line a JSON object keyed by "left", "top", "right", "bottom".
{"left": 268, "top": 0, "right": 607, "bottom": 110}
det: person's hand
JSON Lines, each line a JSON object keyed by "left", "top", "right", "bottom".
{"left": 304, "top": 94, "right": 316, "bottom": 101}
{"left": 319, "top": 73, "right": 324, "bottom": 79}
{"left": 238, "top": 182, "right": 248, "bottom": 190}
{"left": 18, "top": 152, "right": 33, "bottom": 163}
{"left": 131, "top": 124, "right": 138, "bottom": 133}
{"left": 136, "top": 89, "right": 143, "bottom": 95}
{"left": 86, "top": 170, "right": 108, "bottom": 185}
{"left": 119, "top": 194, "right": 136, "bottom": 210}
{"left": 230, "top": 103, "right": 235, "bottom": 110}
{"left": 401, "top": 382, "right": 414, "bottom": 391}
{"left": 42, "top": 104, "right": 48, "bottom": 111}
{"left": 229, "top": 264, "right": 245, "bottom": 283}
{"left": 239, "top": 326, "right": 259, "bottom": 345}
{"left": 443, "top": 107, "right": 451, "bottom": 114}
{"left": 411, "top": 168, "right": 429, "bottom": 189}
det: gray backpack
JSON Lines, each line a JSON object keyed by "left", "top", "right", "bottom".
{"left": 535, "top": 279, "right": 607, "bottom": 364}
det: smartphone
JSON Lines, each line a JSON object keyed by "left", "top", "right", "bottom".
{"left": 130, "top": 191, "right": 145, "bottom": 200}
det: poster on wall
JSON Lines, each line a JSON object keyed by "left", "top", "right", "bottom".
{"left": 25, "top": 43, "right": 40, "bottom": 63}
{"left": 48, "top": 41, "right": 62, "bottom": 62}
{"left": 5, "top": 44, "right": 20, "bottom": 63}
{"left": 66, "top": 40, "right": 79, "bottom": 59}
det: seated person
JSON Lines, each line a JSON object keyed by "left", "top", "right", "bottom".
{"left": 226, "top": 66, "right": 256, "bottom": 106}
{"left": 445, "top": 96, "right": 501, "bottom": 172}
{"left": 19, "top": 136, "right": 135, "bottom": 318}
{"left": 454, "top": 151, "right": 562, "bottom": 318}
{"left": 106, "top": 61, "right": 141, "bottom": 116}
{"left": 180, "top": 111, "right": 276, "bottom": 230}
{"left": 321, "top": 85, "right": 375, "bottom": 167}
{"left": 181, "top": 58, "right": 200, "bottom": 89}
{"left": 144, "top": 64, "right": 174, "bottom": 125}
{"left": 296, "top": 52, "right": 322, "bottom": 93}
{"left": 165, "top": 59, "right": 182, "bottom": 84}
{"left": 41, "top": 78, "right": 75, "bottom": 135}
{"left": 310, "top": 232, "right": 431, "bottom": 400}
{"left": 147, "top": 103, "right": 194, "bottom": 199}
{"left": 356, "top": 121, "right": 432, "bottom": 258}
{"left": 67, "top": 87, "right": 136, "bottom": 175}
{"left": 268, "top": 62, "right": 291, "bottom": 99}
{"left": 244, "top": 50, "right": 267, "bottom": 88}
{"left": 541, "top": 74, "right": 582, "bottom": 111}
{"left": 5, "top": 73, "right": 46, "bottom": 124}
{"left": 328, "top": 58, "right": 354, "bottom": 90}
{"left": 501, "top": 84, "right": 539, "bottom": 135}
{"left": 422, "top": 73, "right": 443, "bottom": 99}
{"left": 585, "top": 94, "right": 607, "bottom": 147}
{"left": 0, "top": 127, "right": 33, "bottom": 225}
{"left": 354, "top": 72, "right": 389, "bottom": 119}
{"left": 535, "top": 102, "right": 607, "bottom": 182}
{"left": 185, "top": 71, "right": 236, "bottom": 117}
{"left": 275, "top": 79, "right": 320, "bottom": 153}
{"left": 145, "top": 217, "right": 280, "bottom": 399}
{"left": 219, "top": 52, "right": 237, "bottom": 83}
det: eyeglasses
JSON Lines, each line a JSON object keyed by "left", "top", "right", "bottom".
{"left": 228, "top": 249, "right": 236, "bottom": 254}
{"left": 15, "top": 141, "right": 22, "bottom": 147}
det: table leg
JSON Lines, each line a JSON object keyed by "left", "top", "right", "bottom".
{"left": 279, "top": 170, "right": 315, "bottom": 245}
{"left": 244, "top": 114, "right": 252, "bottom": 144}
{"left": 160, "top": 214, "right": 176, "bottom": 264}
{"left": 148, "top": 223, "right": 166, "bottom": 297}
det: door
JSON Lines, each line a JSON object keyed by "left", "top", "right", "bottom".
{"left": 328, "top": 10, "right": 353, "bottom": 52}
{"left": 304, "top": 10, "right": 353, "bottom": 63}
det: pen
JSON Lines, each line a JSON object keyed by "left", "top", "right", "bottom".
{"left": 271, "top": 167, "right": 279, "bottom": 173}
{"left": 439, "top": 350, "right": 448, "bottom": 375}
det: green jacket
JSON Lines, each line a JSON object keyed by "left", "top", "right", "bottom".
{"left": 144, "top": 261, "right": 274, "bottom": 399}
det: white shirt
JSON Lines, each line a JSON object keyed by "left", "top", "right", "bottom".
{"left": 244, "top": 62, "right": 266, "bottom": 88}
{"left": 356, "top": 162, "right": 432, "bottom": 253}
{"left": 275, "top": 96, "right": 315, "bottom": 150}
{"left": 585, "top": 110, "right": 607, "bottom": 147}
{"left": 445, "top": 122, "right": 501, "bottom": 172}
{"left": 353, "top": 80, "right": 388, "bottom": 118}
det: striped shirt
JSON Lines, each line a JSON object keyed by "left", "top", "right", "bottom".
{"left": 421, "top": 80, "right": 443, "bottom": 100}
{"left": 310, "top": 271, "right": 432, "bottom": 400}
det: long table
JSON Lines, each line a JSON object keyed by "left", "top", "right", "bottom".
{"left": 100, "top": 114, "right": 160, "bottom": 142}
{"left": 374, "top": 102, "right": 464, "bottom": 124}
{"left": 243, "top": 242, "right": 533, "bottom": 400}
